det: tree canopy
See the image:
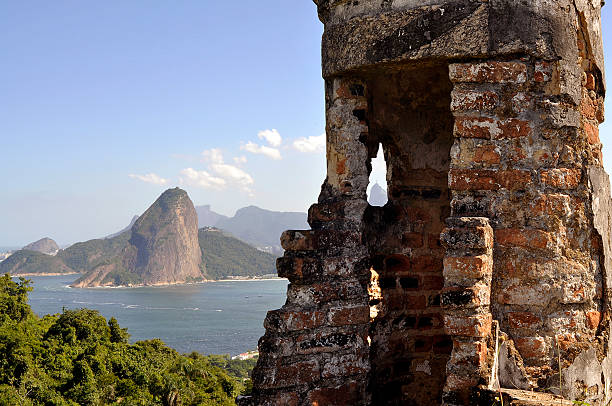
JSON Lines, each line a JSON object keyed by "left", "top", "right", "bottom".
{"left": 0, "top": 273, "right": 253, "bottom": 405}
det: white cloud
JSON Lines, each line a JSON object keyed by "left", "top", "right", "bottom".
{"left": 202, "top": 148, "right": 224, "bottom": 164}
{"left": 241, "top": 141, "right": 282, "bottom": 160}
{"left": 129, "top": 173, "right": 168, "bottom": 185}
{"left": 293, "top": 133, "right": 325, "bottom": 153}
{"left": 211, "top": 163, "right": 253, "bottom": 187}
{"left": 180, "top": 168, "right": 226, "bottom": 190}
{"left": 233, "top": 156, "right": 247, "bottom": 165}
{"left": 257, "top": 129, "right": 282, "bottom": 147}
{"left": 185, "top": 149, "right": 255, "bottom": 194}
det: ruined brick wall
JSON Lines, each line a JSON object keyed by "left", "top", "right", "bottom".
{"left": 241, "top": 1, "right": 612, "bottom": 405}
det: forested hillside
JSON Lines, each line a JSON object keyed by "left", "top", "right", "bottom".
{"left": 0, "top": 274, "right": 254, "bottom": 405}
{"left": 198, "top": 228, "right": 276, "bottom": 279}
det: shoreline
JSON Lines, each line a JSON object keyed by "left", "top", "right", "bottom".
{"left": 10, "top": 273, "right": 286, "bottom": 287}
{"left": 11, "top": 272, "right": 80, "bottom": 277}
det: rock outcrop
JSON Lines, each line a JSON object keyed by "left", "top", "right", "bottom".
{"left": 22, "top": 237, "right": 59, "bottom": 255}
{"left": 72, "top": 188, "right": 204, "bottom": 287}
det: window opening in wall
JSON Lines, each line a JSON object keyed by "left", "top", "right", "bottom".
{"left": 367, "top": 144, "right": 388, "bottom": 207}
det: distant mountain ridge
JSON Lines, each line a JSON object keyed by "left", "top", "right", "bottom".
{"left": 72, "top": 188, "right": 204, "bottom": 287}
{"left": 22, "top": 238, "right": 60, "bottom": 256}
{"left": 196, "top": 205, "right": 308, "bottom": 255}
{"left": 1, "top": 189, "right": 278, "bottom": 284}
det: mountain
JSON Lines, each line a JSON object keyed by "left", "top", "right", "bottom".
{"left": 72, "top": 188, "right": 204, "bottom": 287}
{"left": 22, "top": 237, "right": 60, "bottom": 255}
{"left": 195, "top": 205, "right": 228, "bottom": 227}
{"left": 198, "top": 227, "right": 276, "bottom": 279}
{"left": 0, "top": 250, "right": 74, "bottom": 275}
{"left": 104, "top": 215, "right": 139, "bottom": 239}
{"left": 368, "top": 183, "right": 388, "bottom": 206}
{"left": 215, "top": 206, "right": 308, "bottom": 254}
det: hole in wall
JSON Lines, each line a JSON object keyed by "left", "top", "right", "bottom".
{"left": 367, "top": 144, "right": 388, "bottom": 207}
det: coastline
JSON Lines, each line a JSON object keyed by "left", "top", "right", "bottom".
{"left": 11, "top": 272, "right": 80, "bottom": 277}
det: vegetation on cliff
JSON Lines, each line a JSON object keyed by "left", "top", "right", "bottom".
{"left": 0, "top": 274, "right": 254, "bottom": 405}
{"left": 0, "top": 250, "right": 75, "bottom": 275}
{"left": 198, "top": 228, "right": 276, "bottom": 279}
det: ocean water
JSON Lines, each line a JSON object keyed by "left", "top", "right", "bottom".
{"left": 21, "top": 274, "right": 288, "bottom": 356}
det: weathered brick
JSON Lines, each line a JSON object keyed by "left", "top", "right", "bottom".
{"left": 449, "top": 169, "right": 531, "bottom": 191}
{"left": 495, "top": 228, "right": 552, "bottom": 250}
{"left": 444, "top": 313, "right": 492, "bottom": 337}
{"left": 450, "top": 62, "right": 527, "bottom": 83}
{"left": 264, "top": 309, "right": 326, "bottom": 332}
{"left": 411, "top": 255, "right": 443, "bottom": 273}
{"left": 454, "top": 116, "right": 496, "bottom": 139}
{"left": 586, "top": 310, "right": 601, "bottom": 330}
{"left": 473, "top": 144, "right": 501, "bottom": 165}
{"left": 449, "top": 339, "right": 488, "bottom": 368}
{"left": 540, "top": 168, "right": 581, "bottom": 189}
{"left": 451, "top": 90, "right": 499, "bottom": 112}
{"left": 495, "top": 119, "right": 531, "bottom": 139}
{"left": 507, "top": 312, "right": 542, "bottom": 329}
{"left": 585, "top": 121, "right": 600, "bottom": 144}
{"left": 328, "top": 305, "right": 369, "bottom": 326}
{"left": 441, "top": 224, "right": 493, "bottom": 251}
{"left": 534, "top": 61, "right": 553, "bottom": 82}
{"left": 444, "top": 255, "right": 493, "bottom": 282}
{"left": 308, "top": 381, "right": 364, "bottom": 406}
{"left": 402, "top": 232, "right": 424, "bottom": 248}
{"left": 441, "top": 285, "right": 490, "bottom": 308}
{"left": 515, "top": 337, "right": 548, "bottom": 359}
{"left": 281, "top": 230, "right": 316, "bottom": 251}
{"left": 321, "top": 353, "right": 369, "bottom": 379}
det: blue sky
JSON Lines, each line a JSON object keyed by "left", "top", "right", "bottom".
{"left": 1, "top": 2, "right": 612, "bottom": 246}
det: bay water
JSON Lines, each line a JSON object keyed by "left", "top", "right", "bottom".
{"left": 21, "top": 274, "right": 288, "bottom": 356}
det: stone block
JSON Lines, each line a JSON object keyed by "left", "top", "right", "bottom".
{"left": 449, "top": 62, "right": 527, "bottom": 83}
{"left": 444, "top": 313, "right": 492, "bottom": 337}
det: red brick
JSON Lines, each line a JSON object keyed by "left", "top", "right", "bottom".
{"left": 534, "top": 61, "right": 553, "bottom": 82}
{"left": 428, "top": 233, "right": 442, "bottom": 249}
{"left": 449, "top": 169, "right": 497, "bottom": 190}
{"left": 264, "top": 359, "right": 320, "bottom": 388}
{"left": 328, "top": 305, "right": 369, "bottom": 326}
{"left": 507, "top": 312, "right": 542, "bottom": 329}
{"left": 450, "top": 62, "right": 527, "bottom": 83}
{"left": 496, "top": 170, "right": 532, "bottom": 190}
{"left": 496, "top": 228, "right": 551, "bottom": 250}
{"left": 581, "top": 95, "right": 597, "bottom": 120}
{"left": 449, "top": 169, "right": 531, "bottom": 191}
{"left": 309, "top": 381, "right": 363, "bottom": 406}
{"left": 515, "top": 337, "right": 548, "bottom": 359}
{"left": 473, "top": 145, "right": 501, "bottom": 165}
{"left": 585, "top": 122, "right": 600, "bottom": 144}
{"left": 586, "top": 73, "right": 596, "bottom": 90}
{"left": 402, "top": 232, "right": 424, "bottom": 248}
{"left": 444, "top": 255, "right": 492, "bottom": 281}
{"left": 405, "top": 294, "right": 428, "bottom": 309}
{"left": 451, "top": 90, "right": 499, "bottom": 112}
{"left": 495, "top": 119, "right": 532, "bottom": 139}
{"left": 269, "top": 309, "right": 326, "bottom": 331}
{"left": 444, "top": 313, "right": 492, "bottom": 337}
{"left": 530, "top": 193, "right": 571, "bottom": 217}
{"left": 450, "top": 339, "right": 488, "bottom": 368}
{"left": 321, "top": 353, "right": 369, "bottom": 379}
{"left": 454, "top": 116, "right": 496, "bottom": 139}
{"left": 411, "top": 255, "right": 443, "bottom": 273}
{"left": 336, "top": 158, "right": 346, "bottom": 175}
{"left": 540, "top": 168, "right": 581, "bottom": 189}
{"left": 586, "top": 311, "right": 601, "bottom": 330}
{"left": 280, "top": 230, "right": 316, "bottom": 251}
{"left": 444, "top": 373, "right": 480, "bottom": 391}
{"left": 421, "top": 275, "right": 445, "bottom": 290}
